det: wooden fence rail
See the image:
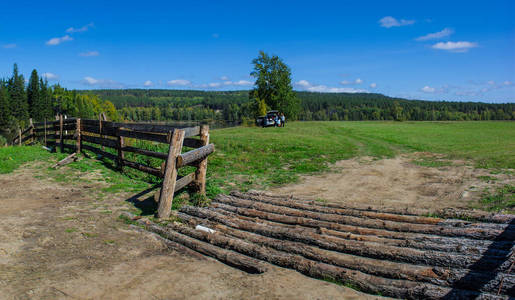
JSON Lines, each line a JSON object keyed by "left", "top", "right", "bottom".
{"left": 11, "top": 115, "right": 214, "bottom": 219}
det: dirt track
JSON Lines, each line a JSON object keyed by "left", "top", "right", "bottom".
{"left": 0, "top": 165, "right": 377, "bottom": 299}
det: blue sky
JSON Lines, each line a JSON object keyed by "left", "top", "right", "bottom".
{"left": 1, "top": 0, "right": 514, "bottom": 102}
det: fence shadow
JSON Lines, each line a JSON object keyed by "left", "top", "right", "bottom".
{"left": 124, "top": 184, "right": 161, "bottom": 216}
{"left": 442, "top": 219, "right": 514, "bottom": 298}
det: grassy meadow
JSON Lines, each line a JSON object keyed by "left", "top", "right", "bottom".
{"left": 1, "top": 121, "right": 513, "bottom": 211}
{"left": 207, "top": 121, "right": 515, "bottom": 191}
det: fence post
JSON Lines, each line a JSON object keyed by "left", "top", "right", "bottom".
{"left": 99, "top": 113, "right": 104, "bottom": 151}
{"left": 18, "top": 128, "right": 21, "bottom": 146}
{"left": 76, "top": 118, "right": 81, "bottom": 154}
{"left": 194, "top": 125, "right": 210, "bottom": 195}
{"left": 59, "top": 115, "right": 64, "bottom": 152}
{"left": 116, "top": 128, "right": 124, "bottom": 170}
{"left": 29, "top": 118, "right": 34, "bottom": 144}
{"left": 44, "top": 118, "right": 47, "bottom": 145}
{"left": 157, "top": 129, "right": 185, "bottom": 219}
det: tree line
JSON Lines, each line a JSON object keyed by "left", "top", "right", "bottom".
{"left": 0, "top": 64, "right": 119, "bottom": 141}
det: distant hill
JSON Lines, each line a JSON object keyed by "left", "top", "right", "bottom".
{"left": 80, "top": 89, "right": 515, "bottom": 122}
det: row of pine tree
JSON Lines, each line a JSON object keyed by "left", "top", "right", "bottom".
{"left": 0, "top": 64, "right": 119, "bottom": 140}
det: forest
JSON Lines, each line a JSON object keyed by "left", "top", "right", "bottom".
{"left": 88, "top": 89, "right": 515, "bottom": 123}
{"left": 1, "top": 63, "right": 514, "bottom": 145}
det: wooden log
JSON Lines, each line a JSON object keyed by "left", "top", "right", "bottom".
{"left": 29, "top": 119, "right": 34, "bottom": 144}
{"left": 232, "top": 192, "right": 511, "bottom": 231}
{"left": 44, "top": 119, "right": 47, "bottom": 145}
{"left": 18, "top": 128, "right": 21, "bottom": 146}
{"left": 52, "top": 153, "right": 78, "bottom": 168}
{"left": 175, "top": 172, "right": 195, "bottom": 192}
{"left": 177, "top": 144, "right": 215, "bottom": 168}
{"left": 81, "top": 144, "right": 117, "bottom": 161}
{"left": 122, "top": 159, "right": 162, "bottom": 177}
{"left": 158, "top": 212, "right": 502, "bottom": 299}
{"left": 180, "top": 206, "right": 513, "bottom": 272}
{"left": 193, "top": 125, "right": 210, "bottom": 194}
{"left": 127, "top": 224, "right": 207, "bottom": 260}
{"left": 81, "top": 124, "right": 117, "bottom": 136}
{"left": 117, "top": 130, "right": 124, "bottom": 170}
{"left": 212, "top": 200, "right": 515, "bottom": 257}
{"left": 245, "top": 190, "right": 515, "bottom": 224}
{"left": 122, "top": 213, "right": 267, "bottom": 274}
{"left": 118, "top": 129, "right": 169, "bottom": 143}
{"left": 81, "top": 134, "right": 118, "bottom": 149}
{"left": 177, "top": 212, "right": 515, "bottom": 295}
{"left": 121, "top": 146, "right": 168, "bottom": 160}
{"left": 231, "top": 192, "right": 444, "bottom": 225}
{"left": 103, "top": 122, "right": 199, "bottom": 137}
{"left": 76, "top": 119, "right": 81, "bottom": 154}
{"left": 59, "top": 115, "right": 64, "bottom": 152}
{"left": 214, "top": 195, "right": 514, "bottom": 241}
{"left": 157, "top": 129, "right": 185, "bottom": 219}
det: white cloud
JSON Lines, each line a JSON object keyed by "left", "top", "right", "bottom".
{"left": 199, "top": 82, "right": 221, "bottom": 88}
{"left": 222, "top": 80, "right": 253, "bottom": 86}
{"left": 379, "top": 16, "right": 415, "bottom": 28}
{"left": 46, "top": 35, "right": 73, "bottom": 46}
{"left": 297, "top": 80, "right": 368, "bottom": 93}
{"left": 143, "top": 80, "right": 153, "bottom": 87}
{"left": 79, "top": 51, "right": 99, "bottom": 57}
{"left": 42, "top": 73, "right": 58, "bottom": 80}
{"left": 2, "top": 43, "right": 16, "bottom": 49}
{"left": 416, "top": 28, "right": 454, "bottom": 41}
{"left": 220, "top": 76, "right": 229, "bottom": 81}
{"left": 82, "top": 76, "right": 124, "bottom": 88}
{"left": 370, "top": 83, "right": 377, "bottom": 88}
{"left": 503, "top": 81, "right": 512, "bottom": 86}
{"left": 487, "top": 80, "right": 496, "bottom": 85}
{"left": 167, "top": 79, "right": 191, "bottom": 86}
{"left": 66, "top": 23, "right": 94, "bottom": 33}
{"left": 432, "top": 41, "right": 478, "bottom": 52}
{"left": 421, "top": 86, "right": 436, "bottom": 93}
{"left": 341, "top": 78, "right": 363, "bottom": 85}
{"left": 233, "top": 80, "right": 253, "bottom": 86}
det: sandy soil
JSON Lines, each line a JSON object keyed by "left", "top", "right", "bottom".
{"left": 270, "top": 153, "right": 514, "bottom": 211}
{"left": 0, "top": 165, "right": 378, "bottom": 300}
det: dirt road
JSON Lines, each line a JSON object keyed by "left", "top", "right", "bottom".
{"left": 0, "top": 165, "right": 377, "bottom": 299}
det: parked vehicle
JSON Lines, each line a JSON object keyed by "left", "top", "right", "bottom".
{"left": 256, "top": 110, "right": 279, "bottom": 127}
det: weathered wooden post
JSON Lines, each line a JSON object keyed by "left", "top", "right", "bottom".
{"left": 194, "top": 125, "right": 210, "bottom": 195}
{"left": 157, "top": 129, "right": 185, "bottom": 219}
{"left": 18, "top": 128, "right": 21, "bottom": 146}
{"left": 44, "top": 118, "right": 47, "bottom": 145}
{"left": 59, "top": 114, "right": 64, "bottom": 152}
{"left": 116, "top": 128, "right": 124, "bottom": 170}
{"left": 76, "top": 118, "right": 81, "bottom": 154}
{"left": 29, "top": 118, "right": 34, "bottom": 144}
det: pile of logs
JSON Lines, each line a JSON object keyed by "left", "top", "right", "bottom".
{"left": 125, "top": 191, "right": 515, "bottom": 299}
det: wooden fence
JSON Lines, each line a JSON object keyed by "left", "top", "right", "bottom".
{"left": 12, "top": 115, "right": 214, "bottom": 219}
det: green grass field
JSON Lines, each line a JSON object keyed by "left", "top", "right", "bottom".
{"left": 207, "top": 121, "right": 515, "bottom": 192}
{"left": 1, "top": 121, "right": 513, "bottom": 211}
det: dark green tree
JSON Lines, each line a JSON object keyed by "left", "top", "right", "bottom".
{"left": 0, "top": 82, "right": 11, "bottom": 127}
{"left": 250, "top": 51, "right": 300, "bottom": 119}
{"left": 39, "top": 78, "right": 53, "bottom": 120}
{"left": 7, "top": 64, "right": 29, "bottom": 123}
{"left": 27, "top": 69, "right": 43, "bottom": 120}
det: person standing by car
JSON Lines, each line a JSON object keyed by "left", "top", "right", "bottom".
{"left": 280, "top": 113, "right": 286, "bottom": 127}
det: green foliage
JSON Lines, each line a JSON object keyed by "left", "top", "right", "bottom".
{"left": 250, "top": 51, "right": 300, "bottom": 120}
{"left": 0, "top": 83, "right": 11, "bottom": 127}
{"left": 7, "top": 64, "right": 29, "bottom": 125}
